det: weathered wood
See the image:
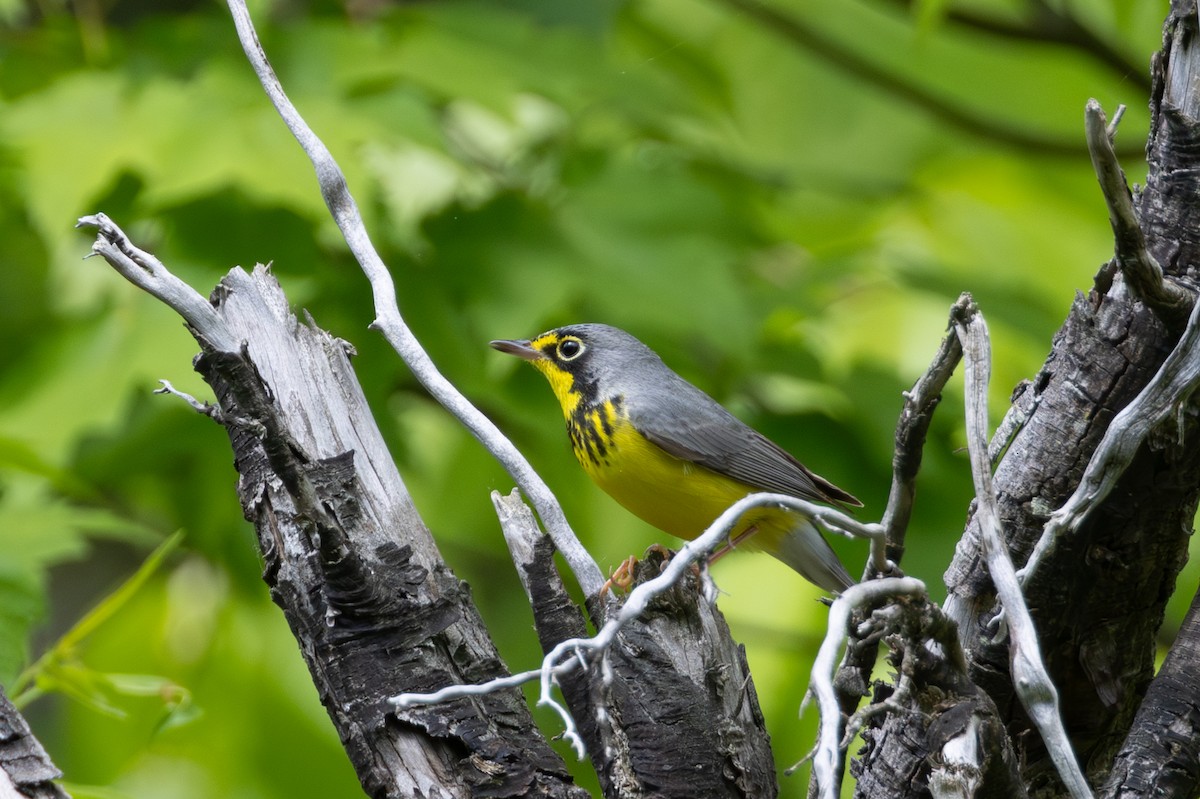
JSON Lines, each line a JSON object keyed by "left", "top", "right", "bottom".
{"left": 850, "top": 594, "right": 1025, "bottom": 799}
{"left": 0, "top": 685, "right": 69, "bottom": 799}
{"left": 496, "top": 492, "right": 779, "bottom": 798}
{"left": 944, "top": 1, "right": 1200, "bottom": 792}
{"left": 192, "top": 266, "right": 587, "bottom": 799}
{"left": 1101, "top": 583, "right": 1200, "bottom": 799}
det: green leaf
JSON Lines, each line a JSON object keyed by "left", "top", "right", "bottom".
{"left": 58, "top": 530, "right": 184, "bottom": 652}
{"left": 36, "top": 661, "right": 127, "bottom": 719}
{"left": 12, "top": 531, "right": 184, "bottom": 704}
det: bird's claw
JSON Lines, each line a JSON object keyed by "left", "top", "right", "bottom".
{"left": 600, "top": 555, "right": 639, "bottom": 596}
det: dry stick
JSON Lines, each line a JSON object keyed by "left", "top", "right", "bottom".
{"left": 880, "top": 292, "right": 971, "bottom": 565}
{"left": 391, "top": 490, "right": 884, "bottom": 756}
{"left": 222, "top": 0, "right": 605, "bottom": 599}
{"left": 954, "top": 307, "right": 1093, "bottom": 799}
{"left": 1084, "top": 99, "right": 1193, "bottom": 331}
{"left": 1022, "top": 297, "right": 1200, "bottom": 585}
{"left": 821, "top": 293, "right": 967, "bottom": 795}
{"left": 1018, "top": 101, "right": 1200, "bottom": 585}
{"left": 807, "top": 577, "right": 927, "bottom": 799}
{"left": 77, "top": 214, "right": 237, "bottom": 352}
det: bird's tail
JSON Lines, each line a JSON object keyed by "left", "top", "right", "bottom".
{"left": 768, "top": 515, "right": 855, "bottom": 594}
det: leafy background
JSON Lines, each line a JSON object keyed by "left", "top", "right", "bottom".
{"left": 0, "top": 0, "right": 1186, "bottom": 796}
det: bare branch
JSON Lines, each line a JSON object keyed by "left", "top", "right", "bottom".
{"left": 78, "top": 213, "right": 237, "bottom": 351}
{"left": 953, "top": 302, "right": 1093, "bottom": 799}
{"left": 1022, "top": 297, "right": 1200, "bottom": 584}
{"left": 880, "top": 292, "right": 969, "bottom": 565}
{"left": 222, "top": 0, "right": 605, "bottom": 599}
{"left": 391, "top": 490, "right": 879, "bottom": 749}
{"left": 808, "top": 577, "right": 927, "bottom": 799}
{"left": 825, "top": 293, "right": 967, "bottom": 795}
{"left": 1085, "top": 99, "right": 1194, "bottom": 330}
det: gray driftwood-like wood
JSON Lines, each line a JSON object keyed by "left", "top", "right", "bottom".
{"left": 495, "top": 491, "right": 778, "bottom": 798}
{"left": 0, "top": 685, "right": 69, "bottom": 799}
{"left": 943, "top": 1, "right": 1200, "bottom": 794}
{"left": 188, "top": 265, "right": 587, "bottom": 799}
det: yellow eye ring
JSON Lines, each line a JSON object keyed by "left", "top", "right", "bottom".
{"left": 557, "top": 338, "right": 585, "bottom": 361}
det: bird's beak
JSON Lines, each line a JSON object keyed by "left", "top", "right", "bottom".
{"left": 489, "top": 338, "right": 543, "bottom": 362}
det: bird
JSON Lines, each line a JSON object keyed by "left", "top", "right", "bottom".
{"left": 490, "top": 323, "right": 861, "bottom": 594}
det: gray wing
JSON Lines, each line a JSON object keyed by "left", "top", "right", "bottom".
{"left": 625, "top": 369, "right": 861, "bottom": 509}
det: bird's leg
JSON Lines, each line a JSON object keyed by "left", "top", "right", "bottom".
{"left": 600, "top": 554, "right": 640, "bottom": 595}
{"left": 709, "top": 524, "right": 760, "bottom": 565}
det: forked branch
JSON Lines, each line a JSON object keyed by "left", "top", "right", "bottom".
{"left": 953, "top": 302, "right": 1092, "bottom": 799}
{"left": 1084, "top": 99, "right": 1192, "bottom": 330}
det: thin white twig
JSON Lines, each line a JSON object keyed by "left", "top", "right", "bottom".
{"left": 77, "top": 214, "right": 239, "bottom": 352}
{"left": 222, "top": 0, "right": 606, "bottom": 598}
{"left": 809, "top": 577, "right": 927, "bottom": 799}
{"left": 1022, "top": 298, "right": 1200, "bottom": 585}
{"left": 954, "top": 311, "right": 1094, "bottom": 799}
{"left": 393, "top": 667, "right": 548, "bottom": 708}
{"left": 154, "top": 380, "right": 213, "bottom": 415}
{"left": 390, "top": 491, "right": 880, "bottom": 757}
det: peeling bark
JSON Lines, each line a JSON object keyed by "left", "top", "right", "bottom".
{"left": 944, "top": 1, "right": 1200, "bottom": 792}
{"left": 0, "top": 686, "right": 69, "bottom": 799}
{"left": 193, "top": 266, "right": 587, "bottom": 799}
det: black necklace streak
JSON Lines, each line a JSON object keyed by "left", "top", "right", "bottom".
{"left": 567, "top": 395, "right": 625, "bottom": 468}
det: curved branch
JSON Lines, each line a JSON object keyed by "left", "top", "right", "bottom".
{"left": 1085, "top": 100, "right": 1194, "bottom": 330}
{"left": 223, "top": 0, "right": 605, "bottom": 599}
{"left": 809, "top": 577, "right": 927, "bottom": 799}
{"left": 393, "top": 489, "right": 884, "bottom": 720}
{"left": 954, "top": 302, "right": 1092, "bottom": 799}
{"left": 77, "top": 213, "right": 236, "bottom": 351}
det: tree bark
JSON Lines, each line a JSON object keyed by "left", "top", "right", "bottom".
{"left": 0, "top": 685, "right": 69, "bottom": 799}
{"left": 0, "top": 686, "right": 69, "bottom": 796}
{"left": 497, "top": 490, "right": 778, "bottom": 798}
{"left": 189, "top": 265, "right": 587, "bottom": 799}
{"left": 849, "top": 593, "right": 1026, "bottom": 799}
{"left": 944, "top": 0, "right": 1200, "bottom": 792}
{"left": 1101, "top": 582, "right": 1200, "bottom": 798}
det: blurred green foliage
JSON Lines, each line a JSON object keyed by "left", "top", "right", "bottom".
{"left": 0, "top": 0, "right": 1186, "bottom": 796}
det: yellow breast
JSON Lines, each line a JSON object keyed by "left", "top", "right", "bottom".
{"left": 567, "top": 398, "right": 790, "bottom": 550}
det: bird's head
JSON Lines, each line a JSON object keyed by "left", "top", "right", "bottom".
{"left": 490, "top": 323, "right": 659, "bottom": 415}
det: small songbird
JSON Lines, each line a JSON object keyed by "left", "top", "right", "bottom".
{"left": 490, "top": 323, "right": 861, "bottom": 593}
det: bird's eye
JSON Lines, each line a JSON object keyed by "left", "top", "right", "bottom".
{"left": 557, "top": 338, "right": 585, "bottom": 361}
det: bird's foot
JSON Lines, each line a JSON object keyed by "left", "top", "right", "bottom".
{"left": 709, "top": 524, "right": 759, "bottom": 565}
{"left": 599, "top": 544, "right": 680, "bottom": 596}
{"left": 600, "top": 555, "right": 639, "bottom": 596}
